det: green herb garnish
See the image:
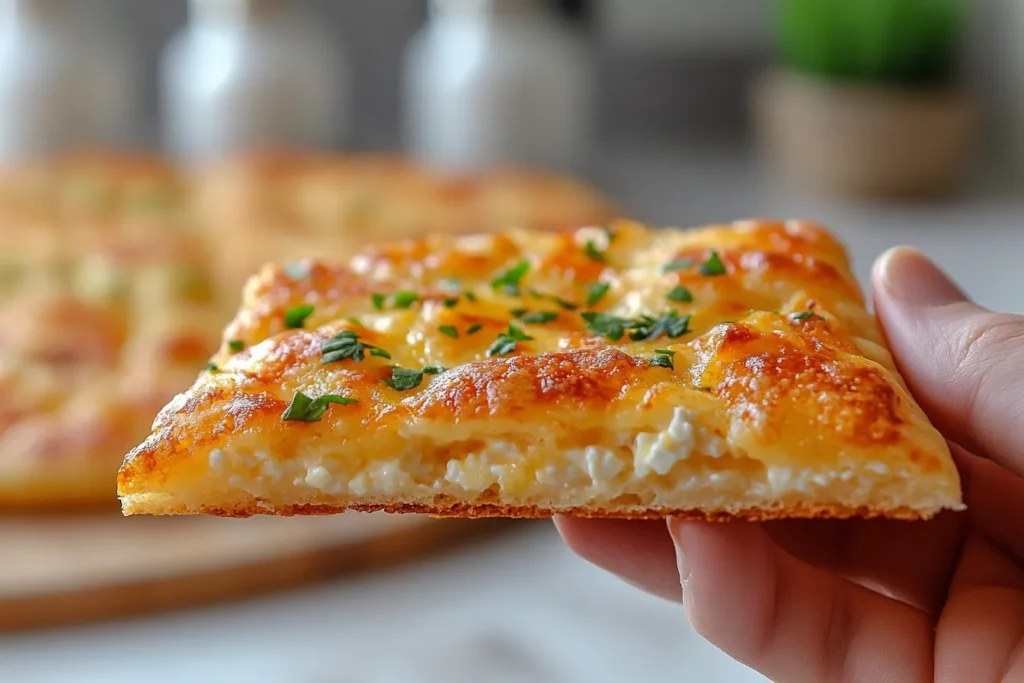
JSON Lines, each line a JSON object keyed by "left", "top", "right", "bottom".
{"left": 584, "top": 241, "right": 606, "bottom": 262}
{"left": 553, "top": 296, "right": 578, "bottom": 311}
{"left": 650, "top": 349, "right": 675, "bottom": 370}
{"left": 439, "top": 325, "right": 459, "bottom": 338}
{"left": 520, "top": 311, "right": 558, "bottom": 324}
{"left": 284, "top": 304, "right": 315, "bottom": 329}
{"left": 465, "top": 291, "right": 478, "bottom": 302}
{"left": 487, "top": 324, "right": 534, "bottom": 356}
{"left": 661, "top": 258, "right": 693, "bottom": 273}
{"left": 790, "top": 311, "right": 824, "bottom": 322}
{"left": 371, "top": 293, "right": 386, "bottom": 310}
{"left": 204, "top": 362, "right": 219, "bottom": 373}
{"left": 282, "top": 391, "right": 358, "bottom": 422}
{"left": 581, "top": 312, "right": 631, "bottom": 341}
{"left": 491, "top": 261, "right": 530, "bottom": 295}
{"left": 628, "top": 312, "right": 691, "bottom": 341}
{"left": 392, "top": 291, "right": 419, "bottom": 309}
{"left": 698, "top": 251, "right": 727, "bottom": 276}
{"left": 586, "top": 282, "right": 610, "bottom": 306}
{"left": 321, "top": 330, "right": 390, "bottom": 364}
{"left": 666, "top": 285, "right": 693, "bottom": 303}
{"left": 466, "top": 323, "right": 483, "bottom": 335}
{"left": 228, "top": 339, "right": 245, "bottom": 353}
{"left": 443, "top": 297, "right": 459, "bottom": 308}
{"left": 510, "top": 308, "right": 527, "bottom": 318}
{"left": 382, "top": 365, "right": 445, "bottom": 391}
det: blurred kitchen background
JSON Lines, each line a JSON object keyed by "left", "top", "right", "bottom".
{"left": 2, "top": 1, "right": 1023, "bottom": 682}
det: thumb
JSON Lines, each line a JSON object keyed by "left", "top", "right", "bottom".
{"left": 872, "top": 247, "right": 1024, "bottom": 476}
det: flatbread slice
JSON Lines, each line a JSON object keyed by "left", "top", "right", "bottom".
{"left": 117, "top": 220, "right": 963, "bottom": 520}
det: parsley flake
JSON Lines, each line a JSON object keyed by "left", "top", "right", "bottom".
{"left": 553, "top": 296, "right": 579, "bottom": 311}
{"left": 466, "top": 323, "right": 483, "bottom": 335}
{"left": 491, "top": 261, "right": 530, "bottom": 295}
{"left": 628, "top": 312, "right": 691, "bottom": 341}
{"left": 465, "top": 291, "right": 478, "bottom": 302}
{"left": 487, "top": 324, "right": 534, "bottom": 356}
{"left": 661, "top": 258, "right": 693, "bottom": 273}
{"left": 510, "top": 308, "right": 527, "bottom": 318}
{"left": 586, "top": 282, "right": 610, "bottom": 306}
{"left": 439, "top": 325, "right": 459, "bottom": 338}
{"left": 521, "top": 311, "right": 558, "bottom": 324}
{"left": 228, "top": 339, "right": 245, "bottom": 353}
{"left": 321, "top": 330, "right": 390, "bottom": 364}
{"left": 581, "top": 312, "right": 631, "bottom": 341}
{"left": 443, "top": 297, "right": 459, "bottom": 308}
{"left": 584, "top": 240, "right": 606, "bottom": 262}
{"left": 790, "top": 311, "right": 824, "bottom": 322}
{"left": 204, "top": 362, "right": 219, "bottom": 373}
{"left": 666, "top": 285, "right": 693, "bottom": 303}
{"left": 649, "top": 351, "right": 674, "bottom": 369}
{"left": 371, "top": 293, "right": 386, "bottom": 310}
{"left": 392, "top": 291, "right": 419, "bottom": 308}
{"left": 698, "top": 251, "right": 727, "bottom": 276}
{"left": 382, "top": 365, "right": 444, "bottom": 391}
{"left": 282, "top": 391, "right": 358, "bottom": 422}
{"left": 284, "top": 304, "right": 315, "bottom": 329}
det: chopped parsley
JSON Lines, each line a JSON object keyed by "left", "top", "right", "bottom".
{"left": 661, "top": 258, "right": 693, "bottom": 273}
{"left": 583, "top": 240, "right": 606, "bottom": 262}
{"left": 439, "top": 325, "right": 459, "bottom": 338}
{"left": 586, "top": 282, "right": 610, "bottom": 306}
{"left": 321, "top": 330, "right": 391, "bottom": 364}
{"left": 520, "top": 311, "right": 558, "bottom": 324}
{"left": 698, "top": 251, "right": 727, "bottom": 276}
{"left": 666, "top": 285, "right": 693, "bottom": 303}
{"left": 491, "top": 261, "right": 530, "bottom": 295}
{"left": 382, "top": 365, "right": 446, "bottom": 392}
{"left": 581, "top": 312, "right": 631, "bottom": 341}
{"left": 466, "top": 323, "right": 483, "bottom": 335}
{"left": 628, "top": 312, "right": 691, "bottom": 341}
{"left": 487, "top": 324, "right": 534, "bottom": 356}
{"left": 465, "top": 291, "right": 478, "bottom": 302}
{"left": 284, "top": 304, "right": 315, "bottom": 329}
{"left": 392, "top": 291, "right": 419, "bottom": 308}
{"left": 581, "top": 311, "right": 691, "bottom": 342}
{"left": 228, "top": 339, "right": 245, "bottom": 353}
{"left": 443, "top": 297, "right": 459, "bottom": 308}
{"left": 282, "top": 391, "right": 358, "bottom": 422}
{"left": 553, "top": 296, "right": 579, "bottom": 311}
{"left": 650, "top": 350, "right": 675, "bottom": 370}
{"left": 510, "top": 308, "right": 527, "bottom": 318}
{"left": 790, "top": 311, "right": 824, "bottom": 322}
{"left": 204, "top": 362, "right": 219, "bottom": 373}
{"left": 371, "top": 291, "right": 421, "bottom": 310}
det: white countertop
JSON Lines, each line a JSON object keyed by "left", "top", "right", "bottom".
{"left": 4, "top": 145, "right": 1022, "bottom": 683}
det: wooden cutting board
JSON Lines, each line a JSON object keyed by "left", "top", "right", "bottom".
{"left": 0, "top": 512, "right": 497, "bottom": 632}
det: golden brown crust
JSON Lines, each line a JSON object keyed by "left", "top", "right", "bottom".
{"left": 153, "top": 500, "right": 936, "bottom": 522}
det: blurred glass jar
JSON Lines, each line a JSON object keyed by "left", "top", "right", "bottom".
{"left": 0, "top": 0, "right": 138, "bottom": 162}
{"left": 402, "top": 0, "right": 593, "bottom": 174}
{"left": 161, "top": 0, "right": 350, "bottom": 163}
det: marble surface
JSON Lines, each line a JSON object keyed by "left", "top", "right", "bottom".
{"left": 4, "top": 146, "right": 1023, "bottom": 683}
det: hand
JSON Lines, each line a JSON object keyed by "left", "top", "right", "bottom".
{"left": 556, "top": 247, "right": 1024, "bottom": 683}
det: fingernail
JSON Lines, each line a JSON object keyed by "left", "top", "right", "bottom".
{"left": 874, "top": 247, "right": 967, "bottom": 308}
{"left": 666, "top": 518, "right": 691, "bottom": 584}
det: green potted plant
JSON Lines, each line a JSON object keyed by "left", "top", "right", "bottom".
{"left": 751, "top": 0, "right": 977, "bottom": 199}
